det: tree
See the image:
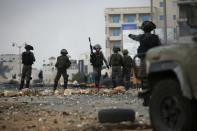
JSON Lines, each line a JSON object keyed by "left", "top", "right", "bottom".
{"left": 72, "top": 72, "right": 87, "bottom": 83}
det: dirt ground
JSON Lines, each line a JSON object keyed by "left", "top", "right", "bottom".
{"left": 0, "top": 88, "right": 152, "bottom": 131}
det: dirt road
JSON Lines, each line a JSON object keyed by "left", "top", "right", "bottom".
{"left": 0, "top": 88, "right": 152, "bottom": 131}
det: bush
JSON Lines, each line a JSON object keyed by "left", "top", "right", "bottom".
{"left": 8, "top": 79, "right": 19, "bottom": 84}
{"left": 72, "top": 72, "right": 87, "bottom": 83}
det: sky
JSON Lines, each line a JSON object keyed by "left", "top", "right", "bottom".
{"left": 0, "top": 0, "right": 149, "bottom": 69}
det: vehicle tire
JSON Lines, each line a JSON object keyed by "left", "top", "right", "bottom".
{"left": 149, "top": 79, "right": 193, "bottom": 131}
{"left": 98, "top": 109, "right": 135, "bottom": 123}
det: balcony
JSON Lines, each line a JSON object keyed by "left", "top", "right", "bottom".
{"left": 108, "top": 23, "right": 122, "bottom": 27}
{"left": 109, "top": 36, "right": 121, "bottom": 41}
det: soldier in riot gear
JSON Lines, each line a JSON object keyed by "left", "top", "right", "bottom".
{"left": 128, "top": 21, "right": 161, "bottom": 106}
{"left": 128, "top": 21, "right": 161, "bottom": 58}
{"left": 109, "top": 45, "right": 123, "bottom": 88}
{"left": 90, "top": 44, "right": 109, "bottom": 89}
{"left": 122, "top": 49, "right": 133, "bottom": 90}
{"left": 53, "top": 49, "right": 71, "bottom": 91}
{"left": 19, "top": 44, "right": 35, "bottom": 90}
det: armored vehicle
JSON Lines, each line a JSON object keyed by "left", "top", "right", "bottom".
{"left": 145, "top": 0, "right": 197, "bottom": 131}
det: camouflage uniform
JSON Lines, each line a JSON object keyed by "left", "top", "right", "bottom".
{"left": 54, "top": 49, "right": 71, "bottom": 91}
{"left": 90, "top": 51, "right": 108, "bottom": 88}
{"left": 19, "top": 45, "right": 35, "bottom": 90}
{"left": 122, "top": 50, "right": 133, "bottom": 90}
{"left": 109, "top": 49, "right": 123, "bottom": 88}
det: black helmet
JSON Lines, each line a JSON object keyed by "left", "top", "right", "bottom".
{"left": 140, "top": 21, "right": 156, "bottom": 32}
{"left": 122, "top": 49, "right": 129, "bottom": 55}
{"left": 93, "top": 44, "right": 102, "bottom": 50}
{"left": 61, "top": 49, "right": 68, "bottom": 55}
{"left": 113, "top": 45, "right": 120, "bottom": 52}
{"left": 25, "top": 44, "right": 34, "bottom": 50}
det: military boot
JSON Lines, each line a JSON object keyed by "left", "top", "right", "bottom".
{"left": 19, "top": 80, "right": 24, "bottom": 90}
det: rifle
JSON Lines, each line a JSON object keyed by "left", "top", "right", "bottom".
{"left": 88, "top": 37, "right": 93, "bottom": 55}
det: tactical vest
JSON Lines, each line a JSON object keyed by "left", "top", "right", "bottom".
{"left": 138, "top": 33, "right": 161, "bottom": 54}
{"left": 22, "top": 51, "right": 35, "bottom": 65}
{"left": 110, "top": 53, "right": 123, "bottom": 66}
{"left": 55, "top": 55, "right": 71, "bottom": 69}
{"left": 91, "top": 52, "right": 104, "bottom": 67}
{"left": 123, "top": 55, "right": 133, "bottom": 68}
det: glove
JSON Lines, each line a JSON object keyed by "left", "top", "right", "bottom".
{"left": 128, "top": 34, "right": 132, "bottom": 38}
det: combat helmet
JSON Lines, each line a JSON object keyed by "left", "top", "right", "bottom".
{"left": 113, "top": 45, "right": 121, "bottom": 52}
{"left": 140, "top": 21, "right": 156, "bottom": 32}
{"left": 61, "top": 49, "right": 68, "bottom": 55}
{"left": 25, "top": 44, "right": 34, "bottom": 50}
{"left": 122, "top": 49, "right": 129, "bottom": 55}
{"left": 93, "top": 44, "right": 102, "bottom": 50}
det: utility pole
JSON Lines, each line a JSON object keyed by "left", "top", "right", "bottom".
{"left": 12, "top": 42, "right": 26, "bottom": 77}
{"left": 163, "top": 0, "right": 168, "bottom": 44}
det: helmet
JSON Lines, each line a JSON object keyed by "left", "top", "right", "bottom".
{"left": 122, "top": 49, "right": 129, "bottom": 55}
{"left": 140, "top": 21, "right": 156, "bottom": 32}
{"left": 93, "top": 44, "right": 102, "bottom": 50}
{"left": 60, "top": 49, "right": 68, "bottom": 55}
{"left": 25, "top": 44, "right": 34, "bottom": 50}
{"left": 113, "top": 45, "right": 121, "bottom": 52}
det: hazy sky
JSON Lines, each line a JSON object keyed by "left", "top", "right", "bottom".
{"left": 0, "top": 0, "right": 149, "bottom": 69}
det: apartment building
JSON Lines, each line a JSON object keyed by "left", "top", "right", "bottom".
{"left": 105, "top": 0, "right": 178, "bottom": 59}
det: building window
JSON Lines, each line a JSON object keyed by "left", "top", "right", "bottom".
{"left": 112, "top": 28, "right": 120, "bottom": 36}
{"left": 112, "top": 15, "right": 120, "bottom": 23}
{"left": 127, "top": 15, "right": 135, "bottom": 23}
{"left": 173, "top": 15, "right": 176, "bottom": 20}
{"left": 160, "top": 1, "right": 164, "bottom": 7}
{"left": 140, "top": 15, "right": 150, "bottom": 22}
{"left": 172, "top": 1, "right": 177, "bottom": 7}
{"left": 159, "top": 15, "right": 164, "bottom": 20}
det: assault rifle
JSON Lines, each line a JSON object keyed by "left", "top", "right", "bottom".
{"left": 89, "top": 37, "right": 93, "bottom": 55}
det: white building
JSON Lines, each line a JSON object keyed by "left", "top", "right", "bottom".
{"left": 105, "top": 0, "right": 179, "bottom": 59}
{"left": 0, "top": 54, "right": 39, "bottom": 82}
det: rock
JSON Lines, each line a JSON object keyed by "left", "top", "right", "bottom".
{"left": 108, "top": 86, "right": 126, "bottom": 95}
{"left": 41, "top": 126, "right": 48, "bottom": 131}
{"left": 40, "top": 89, "right": 54, "bottom": 96}
{"left": 54, "top": 90, "right": 60, "bottom": 96}
{"left": 18, "top": 88, "right": 30, "bottom": 96}
{"left": 53, "top": 119, "right": 58, "bottom": 124}
{"left": 4, "top": 90, "right": 18, "bottom": 97}
{"left": 63, "top": 89, "right": 73, "bottom": 96}
{"left": 79, "top": 89, "right": 90, "bottom": 94}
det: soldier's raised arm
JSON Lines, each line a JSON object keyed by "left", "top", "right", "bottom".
{"left": 128, "top": 34, "right": 141, "bottom": 41}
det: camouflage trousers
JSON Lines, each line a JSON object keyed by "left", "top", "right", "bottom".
{"left": 54, "top": 69, "right": 68, "bottom": 91}
{"left": 93, "top": 66, "right": 102, "bottom": 88}
{"left": 19, "top": 65, "right": 32, "bottom": 90}
{"left": 122, "top": 68, "right": 132, "bottom": 90}
{"left": 112, "top": 66, "right": 122, "bottom": 88}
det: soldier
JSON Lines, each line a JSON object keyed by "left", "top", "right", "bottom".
{"left": 90, "top": 44, "right": 109, "bottom": 89}
{"left": 109, "top": 45, "right": 123, "bottom": 88}
{"left": 128, "top": 21, "right": 161, "bottom": 58}
{"left": 128, "top": 21, "right": 161, "bottom": 106}
{"left": 122, "top": 49, "right": 133, "bottom": 90}
{"left": 54, "top": 49, "right": 71, "bottom": 91}
{"left": 19, "top": 44, "right": 35, "bottom": 90}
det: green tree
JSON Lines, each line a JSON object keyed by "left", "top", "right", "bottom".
{"left": 72, "top": 72, "right": 87, "bottom": 83}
